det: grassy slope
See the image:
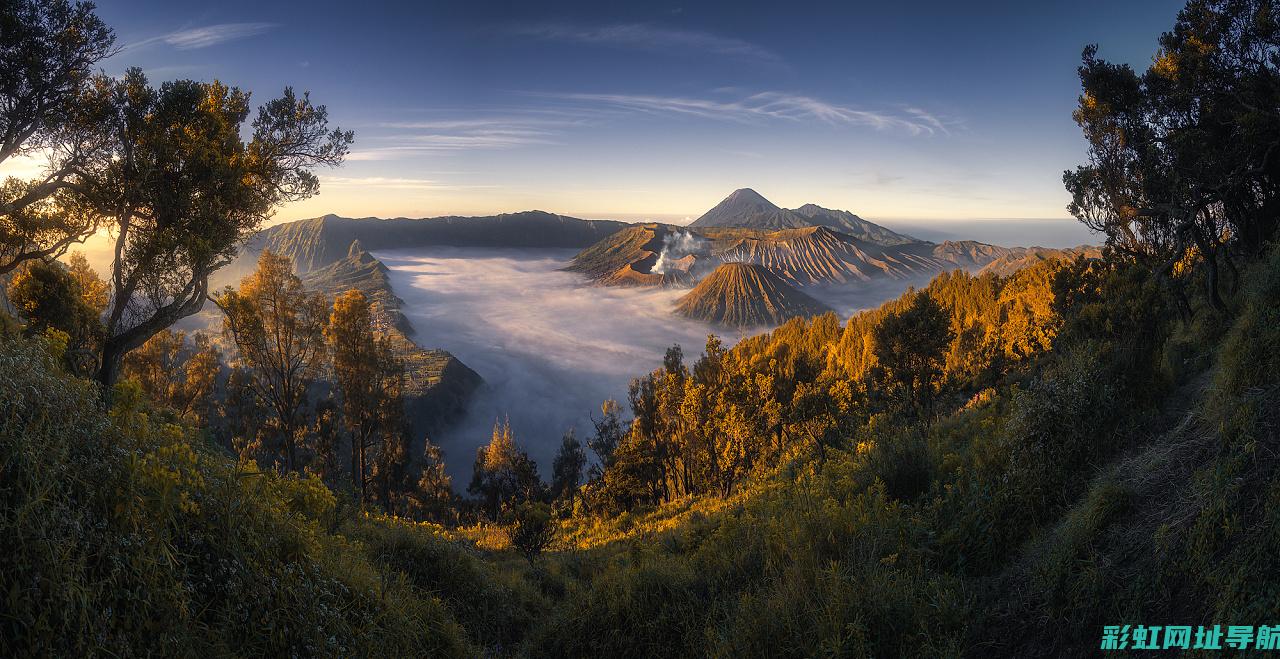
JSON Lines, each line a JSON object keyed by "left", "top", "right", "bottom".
{"left": 0, "top": 337, "right": 541, "bottom": 657}
{"left": 4, "top": 247, "right": 1277, "bottom": 657}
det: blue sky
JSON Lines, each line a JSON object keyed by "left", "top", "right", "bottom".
{"left": 89, "top": 0, "right": 1185, "bottom": 224}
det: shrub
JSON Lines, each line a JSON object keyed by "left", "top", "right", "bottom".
{"left": 0, "top": 336, "right": 470, "bottom": 657}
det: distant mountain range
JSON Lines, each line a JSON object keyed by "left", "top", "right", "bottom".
{"left": 569, "top": 188, "right": 1098, "bottom": 326}
{"left": 244, "top": 187, "right": 1096, "bottom": 331}
{"left": 244, "top": 211, "right": 628, "bottom": 274}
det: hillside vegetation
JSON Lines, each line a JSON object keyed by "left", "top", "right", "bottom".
{"left": 5, "top": 243, "right": 1278, "bottom": 656}
{"left": 3, "top": 0, "right": 1280, "bottom": 656}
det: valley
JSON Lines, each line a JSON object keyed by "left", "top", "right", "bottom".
{"left": 374, "top": 248, "right": 712, "bottom": 479}
{"left": 7, "top": 2, "right": 1277, "bottom": 655}
{"left": 233, "top": 188, "right": 1097, "bottom": 476}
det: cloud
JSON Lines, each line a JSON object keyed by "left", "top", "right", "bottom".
{"left": 350, "top": 117, "right": 566, "bottom": 161}
{"left": 123, "top": 22, "right": 276, "bottom": 52}
{"left": 540, "top": 91, "right": 957, "bottom": 136}
{"left": 347, "top": 135, "right": 554, "bottom": 161}
{"left": 375, "top": 247, "right": 926, "bottom": 482}
{"left": 377, "top": 247, "right": 720, "bottom": 480}
{"left": 318, "top": 175, "right": 493, "bottom": 192}
{"left": 0, "top": 153, "right": 50, "bottom": 180}
{"left": 509, "top": 22, "right": 782, "bottom": 64}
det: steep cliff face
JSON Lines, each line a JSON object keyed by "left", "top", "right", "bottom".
{"left": 675, "top": 262, "right": 832, "bottom": 327}
{"left": 302, "top": 240, "right": 482, "bottom": 439}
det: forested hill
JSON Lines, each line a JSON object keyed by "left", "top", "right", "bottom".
{"left": 245, "top": 211, "right": 630, "bottom": 273}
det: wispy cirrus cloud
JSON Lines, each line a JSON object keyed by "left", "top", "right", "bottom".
{"left": 123, "top": 22, "right": 277, "bottom": 52}
{"left": 349, "top": 117, "right": 564, "bottom": 161}
{"left": 508, "top": 22, "right": 782, "bottom": 64}
{"left": 377, "top": 117, "right": 582, "bottom": 131}
{"left": 319, "top": 175, "right": 494, "bottom": 192}
{"left": 540, "top": 91, "right": 958, "bottom": 136}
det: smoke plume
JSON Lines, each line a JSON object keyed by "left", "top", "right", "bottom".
{"left": 651, "top": 230, "right": 709, "bottom": 274}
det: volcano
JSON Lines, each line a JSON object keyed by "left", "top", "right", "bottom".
{"left": 564, "top": 223, "right": 706, "bottom": 288}
{"left": 675, "top": 262, "right": 832, "bottom": 327}
{"left": 689, "top": 188, "right": 918, "bottom": 246}
{"left": 689, "top": 188, "right": 810, "bottom": 231}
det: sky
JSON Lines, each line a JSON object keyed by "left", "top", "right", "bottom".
{"left": 77, "top": 0, "right": 1186, "bottom": 224}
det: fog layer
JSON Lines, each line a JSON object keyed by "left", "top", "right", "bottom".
{"left": 380, "top": 248, "right": 943, "bottom": 480}
{"left": 378, "top": 248, "right": 716, "bottom": 481}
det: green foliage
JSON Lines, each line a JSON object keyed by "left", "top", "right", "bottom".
{"left": 864, "top": 425, "right": 934, "bottom": 502}
{"left": 5, "top": 258, "right": 101, "bottom": 348}
{"left": 508, "top": 501, "right": 557, "bottom": 565}
{"left": 470, "top": 417, "right": 543, "bottom": 519}
{"left": 348, "top": 515, "right": 548, "bottom": 650}
{"left": 0, "top": 0, "right": 115, "bottom": 276}
{"left": 551, "top": 429, "right": 587, "bottom": 505}
{"left": 870, "top": 291, "right": 953, "bottom": 414}
{"left": 0, "top": 335, "right": 471, "bottom": 657}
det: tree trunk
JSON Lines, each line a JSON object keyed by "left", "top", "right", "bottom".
{"left": 351, "top": 431, "right": 360, "bottom": 494}
{"left": 1204, "top": 247, "right": 1227, "bottom": 314}
{"left": 358, "top": 437, "right": 368, "bottom": 505}
{"left": 96, "top": 347, "right": 125, "bottom": 399}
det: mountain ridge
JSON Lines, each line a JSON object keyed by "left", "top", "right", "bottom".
{"left": 300, "top": 241, "right": 483, "bottom": 441}
{"left": 690, "top": 188, "right": 919, "bottom": 246}
{"left": 245, "top": 211, "right": 631, "bottom": 274}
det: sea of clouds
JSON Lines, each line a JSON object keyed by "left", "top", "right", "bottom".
{"left": 377, "top": 247, "right": 951, "bottom": 481}
{"left": 377, "top": 248, "right": 717, "bottom": 481}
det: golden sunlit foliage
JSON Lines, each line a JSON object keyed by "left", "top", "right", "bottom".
{"left": 215, "top": 251, "right": 329, "bottom": 472}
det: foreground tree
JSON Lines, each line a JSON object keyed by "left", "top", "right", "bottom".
{"left": 120, "top": 329, "right": 221, "bottom": 425}
{"left": 470, "top": 418, "right": 541, "bottom": 519}
{"left": 5, "top": 259, "right": 99, "bottom": 343}
{"left": 407, "top": 437, "right": 456, "bottom": 522}
{"left": 506, "top": 502, "right": 556, "bottom": 566}
{"left": 94, "top": 69, "right": 352, "bottom": 389}
{"left": 64, "top": 252, "right": 107, "bottom": 314}
{"left": 324, "top": 288, "right": 406, "bottom": 505}
{"left": 214, "top": 251, "right": 328, "bottom": 472}
{"left": 1065, "top": 0, "right": 1280, "bottom": 310}
{"left": 0, "top": 0, "right": 114, "bottom": 275}
{"left": 587, "top": 398, "right": 627, "bottom": 476}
